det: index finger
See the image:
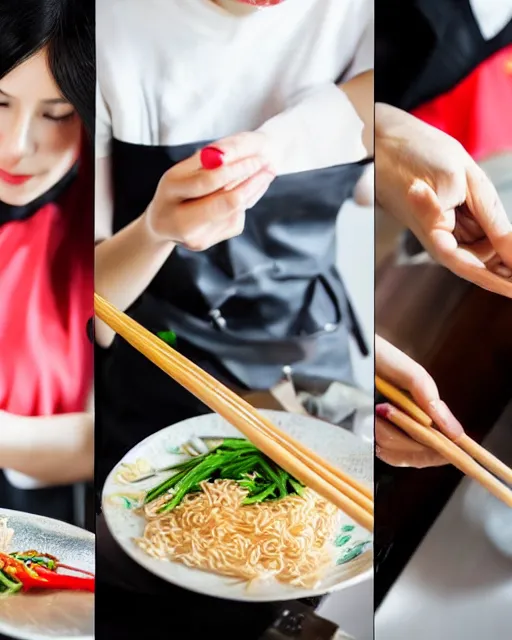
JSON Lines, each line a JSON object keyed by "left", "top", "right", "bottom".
{"left": 375, "top": 336, "right": 464, "bottom": 439}
{"left": 465, "top": 163, "right": 512, "bottom": 268}
{"left": 210, "top": 131, "right": 271, "bottom": 165}
{"left": 432, "top": 230, "right": 512, "bottom": 298}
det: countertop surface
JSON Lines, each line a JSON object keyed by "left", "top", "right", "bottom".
{"left": 375, "top": 401, "right": 512, "bottom": 640}
{"left": 317, "top": 579, "right": 373, "bottom": 640}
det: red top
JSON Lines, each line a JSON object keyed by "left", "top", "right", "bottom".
{"left": 0, "top": 149, "right": 93, "bottom": 417}
{"left": 411, "top": 45, "right": 512, "bottom": 161}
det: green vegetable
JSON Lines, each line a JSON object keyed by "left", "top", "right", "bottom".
{"left": 242, "top": 482, "right": 278, "bottom": 505}
{"left": 144, "top": 439, "right": 305, "bottom": 513}
{"left": 289, "top": 477, "right": 305, "bottom": 496}
{"left": 157, "top": 330, "right": 177, "bottom": 347}
{"left": 157, "top": 451, "right": 239, "bottom": 514}
{"left": 0, "top": 570, "right": 21, "bottom": 594}
{"left": 144, "top": 467, "right": 190, "bottom": 504}
{"left": 10, "top": 554, "right": 56, "bottom": 570}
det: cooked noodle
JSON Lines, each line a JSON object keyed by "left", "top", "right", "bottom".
{"left": 134, "top": 479, "right": 339, "bottom": 588}
{"left": 0, "top": 518, "right": 13, "bottom": 553}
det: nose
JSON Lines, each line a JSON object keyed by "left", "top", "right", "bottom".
{"left": 1, "top": 112, "right": 36, "bottom": 165}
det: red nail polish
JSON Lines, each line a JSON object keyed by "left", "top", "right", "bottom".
{"left": 200, "top": 146, "right": 224, "bottom": 170}
{"left": 375, "top": 404, "right": 391, "bottom": 419}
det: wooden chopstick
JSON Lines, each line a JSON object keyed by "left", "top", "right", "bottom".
{"left": 94, "top": 294, "right": 374, "bottom": 531}
{"left": 93, "top": 295, "right": 372, "bottom": 510}
{"left": 376, "top": 376, "right": 512, "bottom": 488}
{"left": 378, "top": 404, "right": 512, "bottom": 508}
{"left": 375, "top": 376, "right": 432, "bottom": 426}
{"left": 456, "top": 435, "right": 512, "bottom": 487}
{"left": 214, "top": 383, "right": 374, "bottom": 510}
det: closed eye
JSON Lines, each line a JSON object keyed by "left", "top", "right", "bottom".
{"left": 44, "top": 112, "right": 75, "bottom": 123}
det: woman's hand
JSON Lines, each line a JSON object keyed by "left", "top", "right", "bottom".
{"left": 375, "top": 336, "right": 464, "bottom": 468}
{"left": 375, "top": 103, "right": 512, "bottom": 298}
{"left": 146, "top": 131, "right": 275, "bottom": 251}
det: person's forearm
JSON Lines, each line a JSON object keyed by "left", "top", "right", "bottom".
{"left": 340, "top": 70, "right": 374, "bottom": 155}
{"left": 94, "top": 213, "right": 176, "bottom": 347}
{"left": 258, "top": 70, "right": 373, "bottom": 175}
{"left": 0, "top": 412, "right": 94, "bottom": 485}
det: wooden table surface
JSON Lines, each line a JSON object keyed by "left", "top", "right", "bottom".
{"left": 374, "top": 250, "right": 512, "bottom": 607}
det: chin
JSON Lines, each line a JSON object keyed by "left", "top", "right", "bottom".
{"left": 0, "top": 180, "right": 46, "bottom": 207}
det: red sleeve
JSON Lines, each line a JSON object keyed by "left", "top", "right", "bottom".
{"left": 411, "top": 45, "right": 512, "bottom": 161}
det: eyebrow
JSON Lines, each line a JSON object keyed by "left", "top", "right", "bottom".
{"left": 0, "top": 88, "right": 69, "bottom": 105}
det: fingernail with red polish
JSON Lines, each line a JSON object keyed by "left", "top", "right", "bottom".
{"left": 375, "top": 403, "right": 391, "bottom": 419}
{"left": 200, "top": 146, "right": 224, "bottom": 170}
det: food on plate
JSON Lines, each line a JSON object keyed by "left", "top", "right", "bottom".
{"left": 134, "top": 439, "right": 340, "bottom": 588}
{"left": 0, "top": 518, "right": 94, "bottom": 596}
{"left": 142, "top": 438, "right": 306, "bottom": 513}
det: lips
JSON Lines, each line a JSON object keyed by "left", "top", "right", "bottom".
{"left": 0, "top": 168, "right": 33, "bottom": 185}
{"left": 238, "top": 0, "right": 285, "bottom": 5}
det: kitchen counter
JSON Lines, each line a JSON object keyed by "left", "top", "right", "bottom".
{"left": 375, "top": 401, "right": 512, "bottom": 639}
{"left": 317, "top": 579, "right": 373, "bottom": 640}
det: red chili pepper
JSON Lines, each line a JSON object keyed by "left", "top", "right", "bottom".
{"left": 31, "top": 565, "right": 95, "bottom": 592}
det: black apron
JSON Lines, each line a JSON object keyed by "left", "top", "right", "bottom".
{"left": 376, "top": 0, "right": 512, "bottom": 110}
{"left": 97, "top": 139, "right": 369, "bottom": 469}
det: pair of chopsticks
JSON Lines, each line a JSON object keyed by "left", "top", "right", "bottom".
{"left": 94, "top": 294, "right": 374, "bottom": 531}
{"left": 376, "top": 376, "right": 512, "bottom": 507}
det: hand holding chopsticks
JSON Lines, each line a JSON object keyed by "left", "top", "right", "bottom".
{"left": 376, "top": 375, "right": 512, "bottom": 508}
{"left": 94, "top": 294, "right": 374, "bottom": 531}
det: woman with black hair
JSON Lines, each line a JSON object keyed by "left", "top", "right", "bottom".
{"left": 0, "top": 0, "right": 94, "bottom": 524}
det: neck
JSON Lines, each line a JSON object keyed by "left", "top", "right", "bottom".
{"left": 213, "top": 0, "right": 259, "bottom": 16}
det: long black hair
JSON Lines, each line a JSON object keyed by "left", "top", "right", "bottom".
{"left": 0, "top": 0, "right": 95, "bottom": 139}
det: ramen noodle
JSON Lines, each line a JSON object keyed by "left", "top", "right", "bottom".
{"left": 134, "top": 479, "right": 339, "bottom": 588}
{"left": 0, "top": 518, "right": 13, "bottom": 553}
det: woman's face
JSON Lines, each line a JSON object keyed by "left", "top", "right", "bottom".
{"left": 217, "top": 0, "right": 286, "bottom": 10}
{"left": 0, "top": 48, "right": 81, "bottom": 206}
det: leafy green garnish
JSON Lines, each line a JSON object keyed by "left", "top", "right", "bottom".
{"left": 10, "top": 554, "right": 56, "bottom": 570}
{"left": 157, "top": 330, "right": 177, "bottom": 347}
{"left": 0, "top": 570, "right": 21, "bottom": 594}
{"left": 144, "top": 440, "right": 305, "bottom": 513}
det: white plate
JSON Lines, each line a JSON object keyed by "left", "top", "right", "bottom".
{"left": 0, "top": 509, "right": 94, "bottom": 640}
{"left": 102, "top": 410, "right": 373, "bottom": 602}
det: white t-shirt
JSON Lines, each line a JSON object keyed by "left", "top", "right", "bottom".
{"left": 96, "top": 0, "right": 373, "bottom": 166}
{"left": 469, "top": 0, "right": 512, "bottom": 40}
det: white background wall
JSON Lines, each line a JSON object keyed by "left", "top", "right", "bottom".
{"left": 336, "top": 197, "right": 375, "bottom": 394}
